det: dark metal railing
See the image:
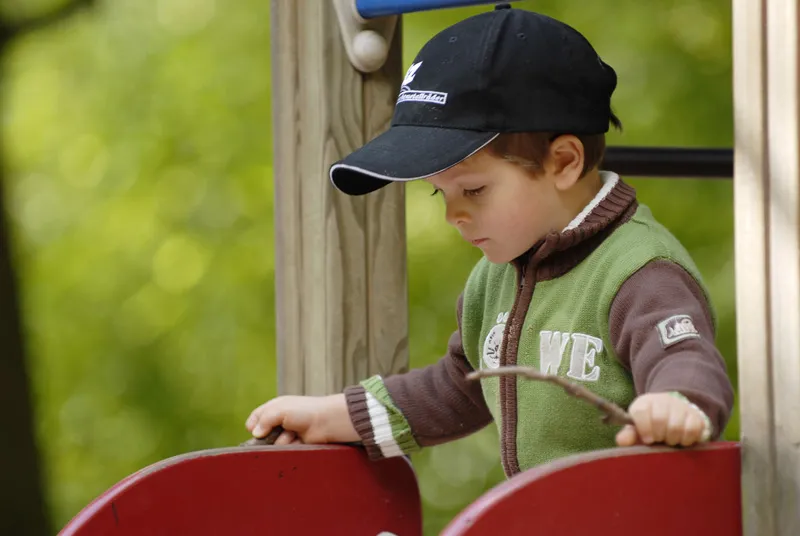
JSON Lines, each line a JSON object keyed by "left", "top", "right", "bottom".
{"left": 603, "top": 147, "right": 733, "bottom": 179}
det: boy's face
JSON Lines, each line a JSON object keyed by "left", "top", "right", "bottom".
{"left": 425, "top": 150, "right": 571, "bottom": 264}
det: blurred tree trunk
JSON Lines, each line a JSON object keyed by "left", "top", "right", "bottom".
{"left": 0, "top": 3, "right": 96, "bottom": 534}
{"left": 0, "top": 171, "right": 50, "bottom": 536}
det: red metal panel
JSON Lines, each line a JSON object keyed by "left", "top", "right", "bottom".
{"left": 59, "top": 445, "right": 421, "bottom": 536}
{"left": 442, "top": 442, "right": 742, "bottom": 536}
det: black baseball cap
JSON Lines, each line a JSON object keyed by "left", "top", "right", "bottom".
{"left": 329, "top": 4, "right": 618, "bottom": 196}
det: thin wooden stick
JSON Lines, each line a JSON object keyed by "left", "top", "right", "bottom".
{"left": 467, "top": 366, "right": 634, "bottom": 426}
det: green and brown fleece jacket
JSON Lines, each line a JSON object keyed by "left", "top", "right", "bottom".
{"left": 343, "top": 172, "right": 735, "bottom": 477}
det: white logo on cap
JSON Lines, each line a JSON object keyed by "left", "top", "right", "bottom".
{"left": 402, "top": 62, "right": 422, "bottom": 86}
{"left": 397, "top": 61, "right": 448, "bottom": 106}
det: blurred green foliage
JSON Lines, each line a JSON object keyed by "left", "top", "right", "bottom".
{"left": 4, "top": 1, "right": 735, "bottom": 534}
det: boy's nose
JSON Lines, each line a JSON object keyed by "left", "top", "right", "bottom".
{"left": 445, "top": 203, "right": 470, "bottom": 227}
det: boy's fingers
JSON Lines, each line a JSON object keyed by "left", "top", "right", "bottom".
{"left": 629, "top": 399, "right": 654, "bottom": 444}
{"left": 647, "top": 399, "right": 670, "bottom": 444}
{"left": 665, "top": 404, "right": 688, "bottom": 446}
{"left": 274, "top": 430, "right": 296, "bottom": 446}
{"left": 251, "top": 406, "right": 286, "bottom": 438}
{"left": 681, "top": 411, "right": 706, "bottom": 446}
{"left": 245, "top": 405, "right": 265, "bottom": 431}
{"left": 615, "top": 425, "right": 638, "bottom": 447}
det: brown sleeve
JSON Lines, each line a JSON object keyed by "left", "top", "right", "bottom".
{"left": 344, "top": 293, "right": 493, "bottom": 454}
{"left": 609, "top": 260, "right": 735, "bottom": 438}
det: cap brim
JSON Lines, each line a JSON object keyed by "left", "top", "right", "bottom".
{"left": 330, "top": 125, "right": 499, "bottom": 196}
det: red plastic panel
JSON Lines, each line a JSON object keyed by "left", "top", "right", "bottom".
{"left": 60, "top": 445, "right": 421, "bottom": 536}
{"left": 442, "top": 442, "right": 742, "bottom": 536}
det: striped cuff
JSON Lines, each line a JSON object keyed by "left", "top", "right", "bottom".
{"left": 344, "top": 375, "right": 420, "bottom": 460}
{"left": 668, "top": 391, "right": 712, "bottom": 442}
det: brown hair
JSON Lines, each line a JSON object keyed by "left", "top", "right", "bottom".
{"left": 484, "top": 113, "right": 622, "bottom": 178}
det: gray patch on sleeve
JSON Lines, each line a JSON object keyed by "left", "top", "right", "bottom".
{"left": 656, "top": 314, "right": 701, "bottom": 348}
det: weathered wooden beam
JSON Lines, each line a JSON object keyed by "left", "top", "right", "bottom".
{"left": 764, "top": 0, "right": 800, "bottom": 532}
{"left": 733, "top": 0, "right": 775, "bottom": 532}
{"left": 734, "top": 0, "right": 800, "bottom": 532}
{"left": 270, "top": 1, "right": 407, "bottom": 396}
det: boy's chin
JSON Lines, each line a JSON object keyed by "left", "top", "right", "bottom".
{"left": 483, "top": 251, "right": 515, "bottom": 264}
{"left": 483, "top": 244, "right": 531, "bottom": 265}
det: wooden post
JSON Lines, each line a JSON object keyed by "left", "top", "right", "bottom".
{"left": 732, "top": 0, "right": 774, "bottom": 532}
{"left": 270, "top": 1, "right": 407, "bottom": 396}
{"left": 734, "top": 0, "right": 800, "bottom": 533}
{"left": 765, "top": 0, "right": 800, "bottom": 531}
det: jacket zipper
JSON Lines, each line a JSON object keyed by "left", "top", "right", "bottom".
{"left": 499, "top": 258, "right": 536, "bottom": 477}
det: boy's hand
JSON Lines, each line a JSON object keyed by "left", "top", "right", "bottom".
{"left": 245, "top": 394, "right": 360, "bottom": 446}
{"left": 615, "top": 393, "right": 710, "bottom": 448}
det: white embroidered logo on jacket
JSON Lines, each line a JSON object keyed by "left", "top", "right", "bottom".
{"left": 539, "top": 331, "right": 603, "bottom": 382}
{"left": 483, "top": 323, "right": 603, "bottom": 381}
{"left": 482, "top": 312, "right": 509, "bottom": 369}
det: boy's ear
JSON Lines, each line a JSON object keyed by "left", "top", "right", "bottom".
{"left": 546, "top": 134, "right": 584, "bottom": 190}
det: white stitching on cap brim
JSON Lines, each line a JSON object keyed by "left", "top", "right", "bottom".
{"left": 329, "top": 133, "right": 500, "bottom": 187}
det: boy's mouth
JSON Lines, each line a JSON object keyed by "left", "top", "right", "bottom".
{"left": 470, "top": 238, "right": 488, "bottom": 246}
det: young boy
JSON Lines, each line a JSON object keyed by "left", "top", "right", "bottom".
{"left": 246, "top": 5, "right": 734, "bottom": 477}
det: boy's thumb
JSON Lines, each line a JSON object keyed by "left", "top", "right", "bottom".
{"left": 615, "top": 424, "right": 639, "bottom": 447}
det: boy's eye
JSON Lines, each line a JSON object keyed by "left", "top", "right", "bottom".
{"left": 464, "top": 186, "right": 485, "bottom": 197}
{"left": 430, "top": 188, "right": 441, "bottom": 197}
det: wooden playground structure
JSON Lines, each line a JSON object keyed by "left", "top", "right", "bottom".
{"left": 59, "top": 0, "right": 799, "bottom": 534}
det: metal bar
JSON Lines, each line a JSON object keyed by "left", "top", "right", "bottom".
{"left": 603, "top": 147, "right": 733, "bottom": 179}
{"left": 356, "top": 0, "right": 517, "bottom": 19}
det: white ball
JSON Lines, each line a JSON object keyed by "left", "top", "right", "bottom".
{"left": 352, "top": 30, "right": 388, "bottom": 73}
